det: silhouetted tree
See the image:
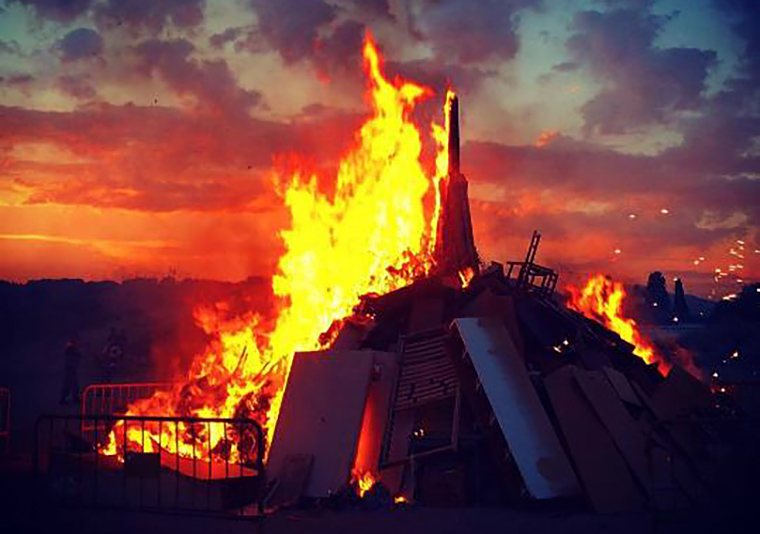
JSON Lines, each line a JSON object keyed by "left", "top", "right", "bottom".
{"left": 673, "top": 278, "right": 691, "bottom": 322}
{"left": 646, "top": 271, "right": 671, "bottom": 323}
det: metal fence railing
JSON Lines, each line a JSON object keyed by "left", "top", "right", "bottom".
{"left": 81, "top": 382, "right": 171, "bottom": 430}
{"left": 33, "top": 414, "right": 266, "bottom": 518}
{"left": 0, "top": 387, "right": 9, "bottom": 452}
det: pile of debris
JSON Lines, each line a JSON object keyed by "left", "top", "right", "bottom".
{"left": 264, "top": 97, "right": 759, "bottom": 514}
{"left": 267, "top": 246, "right": 759, "bottom": 512}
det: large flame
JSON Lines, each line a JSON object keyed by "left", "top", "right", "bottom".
{"left": 103, "top": 35, "right": 453, "bottom": 466}
{"left": 567, "top": 274, "right": 670, "bottom": 375}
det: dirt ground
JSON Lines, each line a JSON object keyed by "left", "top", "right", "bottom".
{"left": 1, "top": 498, "right": 752, "bottom": 534}
{"left": 0, "top": 457, "right": 754, "bottom": 534}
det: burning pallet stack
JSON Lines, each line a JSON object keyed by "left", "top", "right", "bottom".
{"left": 264, "top": 97, "right": 759, "bottom": 513}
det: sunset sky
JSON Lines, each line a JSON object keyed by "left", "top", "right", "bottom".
{"left": 0, "top": 0, "right": 758, "bottom": 297}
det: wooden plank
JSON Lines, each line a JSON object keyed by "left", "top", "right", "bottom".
{"left": 544, "top": 366, "right": 644, "bottom": 513}
{"left": 603, "top": 366, "right": 642, "bottom": 407}
{"left": 573, "top": 368, "right": 654, "bottom": 500}
{"left": 266, "top": 350, "right": 374, "bottom": 497}
{"left": 452, "top": 318, "right": 580, "bottom": 499}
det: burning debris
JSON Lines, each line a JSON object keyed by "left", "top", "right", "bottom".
{"left": 71, "top": 33, "right": 757, "bottom": 516}
{"left": 567, "top": 274, "right": 664, "bottom": 373}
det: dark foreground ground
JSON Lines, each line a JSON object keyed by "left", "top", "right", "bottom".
{"left": 1, "top": 456, "right": 756, "bottom": 534}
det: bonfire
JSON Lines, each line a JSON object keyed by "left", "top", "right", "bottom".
{"left": 103, "top": 34, "right": 455, "bottom": 467}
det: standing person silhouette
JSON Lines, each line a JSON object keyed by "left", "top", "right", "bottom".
{"left": 60, "top": 334, "right": 82, "bottom": 404}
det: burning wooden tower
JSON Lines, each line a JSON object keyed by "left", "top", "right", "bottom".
{"left": 434, "top": 95, "right": 479, "bottom": 276}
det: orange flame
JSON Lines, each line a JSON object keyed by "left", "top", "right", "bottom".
{"left": 567, "top": 274, "right": 670, "bottom": 375}
{"left": 103, "top": 35, "right": 454, "bottom": 465}
{"left": 352, "top": 469, "right": 377, "bottom": 498}
{"left": 458, "top": 266, "right": 475, "bottom": 288}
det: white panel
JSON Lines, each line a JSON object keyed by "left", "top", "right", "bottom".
{"left": 452, "top": 317, "right": 579, "bottom": 499}
{"left": 266, "top": 350, "right": 374, "bottom": 497}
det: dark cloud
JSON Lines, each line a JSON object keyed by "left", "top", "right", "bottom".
{"left": 463, "top": 131, "right": 760, "bottom": 240}
{"left": 646, "top": 1, "right": 760, "bottom": 199}
{"left": 0, "top": 73, "right": 35, "bottom": 97}
{"left": 241, "top": 0, "right": 378, "bottom": 77}
{"left": 209, "top": 27, "right": 245, "bottom": 50}
{"left": 388, "top": 58, "right": 494, "bottom": 97}
{"left": 58, "top": 27, "right": 103, "bottom": 62}
{"left": 0, "top": 40, "right": 22, "bottom": 55}
{"left": 241, "top": 0, "right": 527, "bottom": 83}
{"left": 0, "top": 73, "right": 35, "bottom": 98}
{"left": 552, "top": 61, "right": 579, "bottom": 72}
{"left": 94, "top": 0, "right": 205, "bottom": 33}
{"left": 416, "top": 0, "right": 536, "bottom": 64}
{"left": 313, "top": 19, "right": 365, "bottom": 75}
{"left": 57, "top": 73, "right": 96, "bottom": 99}
{"left": 0, "top": 73, "right": 35, "bottom": 86}
{"left": 713, "top": 0, "right": 760, "bottom": 111}
{"left": 249, "top": 0, "right": 336, "bottom": 63}
{"left": 567, "top": 8, "right": 717, "bottom": 134}
{"left": 342, "top": 0, "right": 394, "bottom": 20}
{"left": 11, "top": 0, "right": 92, "bottom": 22}
{"left": 133, "top": 39, "right": 262, "bottom": 115}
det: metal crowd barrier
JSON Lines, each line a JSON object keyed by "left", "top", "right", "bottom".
{"left": 81, "top": 382, "right": 171, "bottom": 430}
{"left": 0, "top": 387, "right": 9, "bottom": 452}
{"left": 33, "top": 414, "right": 266, "bottom": 518}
